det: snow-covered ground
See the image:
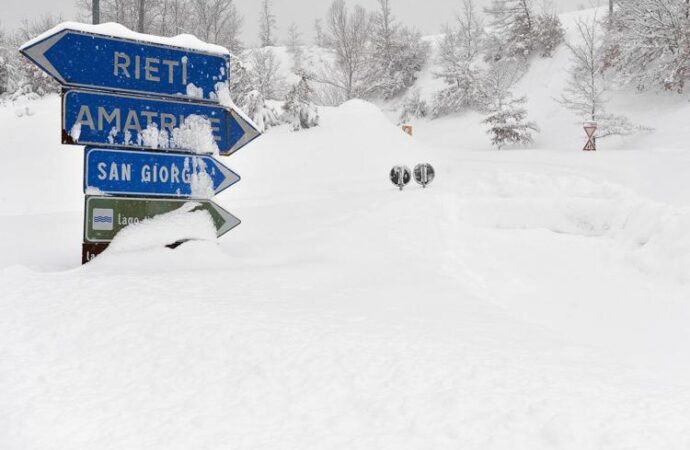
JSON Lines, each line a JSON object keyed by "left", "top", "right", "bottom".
{"left": 2, "top": 9, "right": 690, "bottom": 448}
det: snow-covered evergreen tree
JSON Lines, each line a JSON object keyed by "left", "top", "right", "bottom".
{"left": 483, "top": 96, "right": 538, "bottom": 148}
{"left": 432, "top": 0, "right": 484, "bottom": 116}
{"left": 258, "top": 0, "right": 277, "bottom": 47}
{"left": 282, "top": 77, "right": 320, "bottom": 131}
{"left": 247, "top": 48, "right": 285, "bottom": 100}
{"left": 606, "top": 0, "right": 690, "bottom": 93}
{"left": 480, "top": 60, "right": 537, "bottom": 148}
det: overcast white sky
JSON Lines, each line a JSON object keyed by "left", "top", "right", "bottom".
{"left": 2, "top": 0, "right": 591, "bottom": 46}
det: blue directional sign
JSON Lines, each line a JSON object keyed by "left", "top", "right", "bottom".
{"left": 84, "top": 147, "right": 240, "bottom": 198}
{"left": 20, "top": 27, "right": 229, "bottom": 101}
{"left": 63, "top": 89, "right": 260, "bottom": 155}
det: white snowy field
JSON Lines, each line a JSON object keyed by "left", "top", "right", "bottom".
{"left": 2, "top": 92, "right": 690, "bottom": 449}
{"left": 3, "top": 8, "right": 690, "bottom": 447}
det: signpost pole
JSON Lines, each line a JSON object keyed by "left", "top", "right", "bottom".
{"left": 92, "top": 0, "right": 100, "bottom": 25}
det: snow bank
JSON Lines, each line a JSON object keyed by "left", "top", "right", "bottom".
{"left": 106, "top": 202, "right": 217, "bottom": 253}
{"left": 456, "top": 168, "right": 690, "bottom": 284}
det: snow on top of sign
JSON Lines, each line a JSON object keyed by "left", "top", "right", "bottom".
{"left": 213, "top": 81, "right": 259, "bottom": 132}
{"left": 107, "top": 202, "right": 217, "bottom": 253}
{"left": 20, "top": 21, "right": 231, "bottom": 57}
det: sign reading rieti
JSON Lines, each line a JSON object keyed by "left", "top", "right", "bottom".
{"left": 84, "top": 147, "right": 240, "bottom": 198}
{"left": 84, "top": 196, "right": 241, "bottom": 243}
{"left": 20, "top": 27, "right": 229, "bottom": 102}
{"left": 63, "top": 89, "right": 259, "bottom": 155}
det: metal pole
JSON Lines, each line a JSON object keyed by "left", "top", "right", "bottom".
{"left": 609, "top": 0, "right": 614, "bottom": 15}
{"left": 92, "top": 0, "right": 100, "bottom": 25}
{"left": 138, "top": 0, "right": 145, "bottom": 33}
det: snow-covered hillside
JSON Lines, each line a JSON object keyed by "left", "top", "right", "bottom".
{"left": 409, "top": 8, "right": 690, "bottom": 152}
{"left": 2, "top": 8, "right": 690, "bottom": 449}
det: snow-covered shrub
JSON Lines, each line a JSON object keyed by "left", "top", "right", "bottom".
{"left": 282, "top": 77, "right": 319, "bottom": 131}
{"left": 399, "top": 89, "right": 428, "bottom": 123}
{"left": 243, "top": 90, "right": 280, "bottom": 133}
{"left": 483, "top": 96, "right": 539, "bottom": 149}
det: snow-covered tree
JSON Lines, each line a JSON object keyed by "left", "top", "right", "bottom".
{"left": 228, "top": 55, "right": 255, "bottom": 108}
{"left": 283, "top": 77, "right": 320, "bottom": 131}
{"left": 432, "top": 0, "right": 484, "bottom": 116}
{"left": 485, "top": 0, "right": 534, "bottom": 59}
{"left": 189, "top": 0, "right": 243, "bottom": 53}
{"left": 480, "top": 60, "right": 537, "bottom": 148}
{"left": 484, "top": 0, "right": 563, "bottom": 60}
{"left": 483, "top": 96, "right": 538, "bottom": 148}
{"left": 314, "top": 19, "right": 328, "bottom": 47}
{"left": 560, "top": 16, "right": 607, "bottom": 124}
{"left": 560, "top": 15, "right": 647, "bottom": 139}
{"left": 12, "top": 15, "right": 62, "bottom": 96}
{"left": 286, "top": 22, "right": 302, "bottom": 51}
{"left": 0, "top": 24, "right": 9, "bottom": 96}
{"left": 606, "top": 0, "right": 690, "bottom": 93}
{"left": 367, "top": 0, "right": 429, "bottom": 99}
{"left": 258, "top": 0, "right": 277, "bottom": 47}
{"left": 286, "top": 22, "right": 304, "bottom": 70}
{"left": 313, "top": 0, "right": 372, "bottom": 102}
{"left": 398, "top": 88, "right": 428, "bottom": 123}
{"left": 533, "top": 10, "right": 565, "bottom": 57}
{"left": 247, "top": 48, "right": 285, "bottom": 100}
{"left": 155, "top": 0, "right": 191, "bottom": 37}
{"left": 372, "top": 0, "right": 395, "bottom": 63}
{"left": 76, "top": 0, "right": 139, "bottom": 31}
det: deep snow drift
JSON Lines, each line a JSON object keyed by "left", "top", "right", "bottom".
{"left": 2, "top": 8, "right": 690, "bottom": 449}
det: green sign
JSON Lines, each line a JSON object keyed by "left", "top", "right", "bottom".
{"left": 84, "top": 196, "right": 241, "bottom": 243}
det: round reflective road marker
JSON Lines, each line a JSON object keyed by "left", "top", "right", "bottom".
{"left": 390, "top": 165, "right": 412, "bottom": 191}
{"left": 414, "top": 163, "right": 435, "bottom": 188}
